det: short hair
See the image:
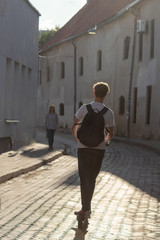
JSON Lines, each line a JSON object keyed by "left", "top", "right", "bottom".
{"left": 93, "top": 82, "right": 110, "bottom": 98}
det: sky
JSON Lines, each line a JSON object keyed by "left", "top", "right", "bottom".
{"left": 29, "top": 0, "right": 87, "bottom": 30}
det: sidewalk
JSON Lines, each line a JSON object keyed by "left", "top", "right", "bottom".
{"left": 0, "top": 142, "right": 63, "bottom": 184}
{"left": 0, "top": 128, "right": 159, "bottom": 184}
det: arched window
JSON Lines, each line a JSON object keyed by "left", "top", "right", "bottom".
{"left": 61, "top": 62, "right": 65, "bottom": 79}
{"left": 79, "top": 57, "right": 83, "bottom": 76}
{"left": 79, "top": 102, "right": 83, "bottom": 108}
{"left": 123, "top": 36, "right": 130, "bottom": 59}
{"left": 119, "top": 96, "right": 125, "bottom": 115}
{"left": 59, "top": 103, "right": 64, "bottom": 116}
{"left": 97, "top": 50, "right": 102, "bottom": 71}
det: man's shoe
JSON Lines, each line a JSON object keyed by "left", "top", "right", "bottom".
{"left": 74, "top": 210, "right": 91, "bottom": 219}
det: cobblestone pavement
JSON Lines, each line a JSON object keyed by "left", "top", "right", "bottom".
{"left": 0, "top": 142, "right": 160, "bottom": 240}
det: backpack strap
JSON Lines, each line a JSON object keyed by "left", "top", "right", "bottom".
{"left": 99, "top": 107, "right": 108, "bottom": 116}
{"left": 86, "top": 104, "right": 93, "bottom": 112}
{"left": 86, "top": 104, "right": 108, "bottom": 115}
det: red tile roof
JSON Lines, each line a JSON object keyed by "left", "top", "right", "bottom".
{"left": 40, "top": 0, "right": 137, "bottom": 52}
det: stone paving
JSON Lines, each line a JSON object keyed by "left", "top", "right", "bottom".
{"left": 0, "top": 141, "right": 160, "bottom": 240}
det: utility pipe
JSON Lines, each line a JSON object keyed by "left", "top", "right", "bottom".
{"left": 71, "top": 39, "right": 77, "bottom": 117}
{"left": 127, "top": 7, "right": 139, "bottom": 138}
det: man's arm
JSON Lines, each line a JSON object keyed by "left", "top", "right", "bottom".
{"left": 72, "top": 118, "right": 80, "bottom": 142}
{"left": 105, "top": 126, "right": 114, "bottom": 144}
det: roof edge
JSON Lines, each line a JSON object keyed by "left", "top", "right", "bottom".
{"left": 25, "top": 0, "right": 41, "bottom": 16}
{"left": 39, "top": 0, "right": 142, "bottom": 54}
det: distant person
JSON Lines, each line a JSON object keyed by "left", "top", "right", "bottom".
{"left": 72, "top": 82, "right": 115, "bottom": 225}
{"left": 45, "top": 105, "right": 59, "bottom": 150}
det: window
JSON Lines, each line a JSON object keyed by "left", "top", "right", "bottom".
{"left": 46, "top": 67, "right": 50, "bottom": 82}
{"left": 119, "top": 96, "right": 125, "bottom": 115}
{"left": 59, "top": 103, "right": 64, "bottom": 116}
{"left": 28, "top": 68, "right": 32, "bottom": 81}
{"left": 150, "top": 19, "right": 155, "bottom": 59}
{"left": 133, "top": 87, "right": 138, "bottom": 123}
{"left": 79, "top": 57, "right": 83, "bottom": 76}
{"left": 14, "top": 62, "right": 20, "bottom": 80}
{"left": 61, "top": 62, "right": 65, "bottom": 79}
{"left": 139, "top": 33, "right": 143, "bottom": 61}
{"left": 146, "top": 86, "right": 152, "bottom": 124}
{"left": 97, "top": 50, "right": 102, "bottom": 71}
{"left": 123, "top": 36, "right": 130, "bottom": 59}
{"left": 22, "top": 65, "right": 26, "bottom": 78}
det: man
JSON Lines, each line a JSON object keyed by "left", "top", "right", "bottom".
{"left": 72, "top": 82, "right": 115, "bottom": 220}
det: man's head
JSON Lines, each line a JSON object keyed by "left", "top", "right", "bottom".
{"left": 93, "top": 82, "right": 110, "bottom": 98}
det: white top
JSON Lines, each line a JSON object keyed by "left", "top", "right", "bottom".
{"left": 75, "top": 101, "right": 115, "bottom": 149}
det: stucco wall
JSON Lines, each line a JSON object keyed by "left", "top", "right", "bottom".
{"left": 38, "top": 0, "right": 160, "bottom": 140}
{"left": 0, "top": 0, "right": 39, "bottom": 148}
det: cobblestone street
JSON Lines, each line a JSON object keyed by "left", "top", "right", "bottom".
{"left": 0, "top": 141, "right": 160, "bottom": 240}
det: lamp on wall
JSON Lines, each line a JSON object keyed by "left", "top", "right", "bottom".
{"left": 88, "top": 25, "right": 97, "bottom": 34}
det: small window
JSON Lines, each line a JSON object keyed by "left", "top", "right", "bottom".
{"left": 22, "top": 65, "right": 26, "bottom": 75}
{"left": 79, "top": 57, "right": 83, "bottom": 76}
{"left": 146, "top": 86, "right": 152, "bottom": 124}
{"left": 123, "top": 36, "right": 130, "bottom": 60}
{"left": 61, "top": 62, "right": 65, "bottom": 79}
{"left": 59, "top": 103, "right": 64, "bottom": 116}
{"left": 97, "top": 50, "right": 102, "bottom": 71}
{"left": 119, "top": 96, "right": 125, "bottom": 115}
{"left": 133, "top": 87, "right": 138, "bottom": 123}
{"left": 150, "top": 19, "right": 155, "bottom": 59}
{"left": 46, "top": 67, "right": 50, "bottom": 82}
{"left": 28, "top": 68, "right": 32, "bottom": 80}
{"left": 139, "top": 33, "right": 143, "bottom": 61}
{"left": 14, "top": 62, "right": 20, "bottom": 79}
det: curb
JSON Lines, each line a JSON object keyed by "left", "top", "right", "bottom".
{"left": 0, "top": 151, "right": 63, "bottom": 184}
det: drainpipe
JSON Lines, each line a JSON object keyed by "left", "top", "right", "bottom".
{"left": 127, "top": 9, "right": 138, "bottom": 138}
{"left": 72, "top": 39, "right": 77, "bottom": 118}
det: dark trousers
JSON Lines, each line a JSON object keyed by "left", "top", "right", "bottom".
{"left": 77, "top": 148, "right": 105, "bottom": 212}
{"left": 47, "top": 129, "right": 55, "bottom": 148}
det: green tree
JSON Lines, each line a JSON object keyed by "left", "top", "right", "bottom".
{"left": 39, "top": 26, "right": 60, "bottom": 48}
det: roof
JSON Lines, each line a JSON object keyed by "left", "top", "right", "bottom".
{"left": 40, "top": 0, "right": 139, "bottom": 53}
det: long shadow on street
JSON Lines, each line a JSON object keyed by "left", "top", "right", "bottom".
{"left": 62, "top": 142, "right": 160, "bottom": 201}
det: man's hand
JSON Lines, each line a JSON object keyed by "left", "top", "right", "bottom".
{"left": 105, "top": 127, "right": 114, "bottom": 145}
{"left": 72, "top": 118, "right": 80, "bottom": 142}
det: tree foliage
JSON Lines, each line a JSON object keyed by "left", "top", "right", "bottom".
{"left": 39, "top": 26, "right": 60, "bottom": 48}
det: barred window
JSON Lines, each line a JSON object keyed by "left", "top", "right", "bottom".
{"left": 59, "top": 103, "right": 64, "bottom": 116}
{"left": 123, "top": 36, "right": 130, "bottom": 60}
{"left": 79, "top": 57, "right": 83, "bottom": 76}
{"left": 61, "top": 62, "right": 65, "bottom": 79}
{"left": 97, "top": 50, "right": 102, "bottom": 71}
{"left": 119, "top": 96, "right": 125, "bottom": 115}
{"left": 146, "top": 86, "right": 152, "bottom": 124}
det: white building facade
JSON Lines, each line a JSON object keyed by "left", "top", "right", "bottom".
{"left": 0, "top": 0, "right": 40, "bottom": 151}
{"left": 38, "top": 0, "right": 160, "bottom": 140}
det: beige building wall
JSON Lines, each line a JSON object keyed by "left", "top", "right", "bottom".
{"left": 38, "top": 0, "right": 160, "bottom": 140}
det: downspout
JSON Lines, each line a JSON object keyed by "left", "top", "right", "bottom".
{"left": 127, "top": 8, "right": 138, "bottom": 138}
{"left": 72, "top": 39, "right": 77, "bottom": 118}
